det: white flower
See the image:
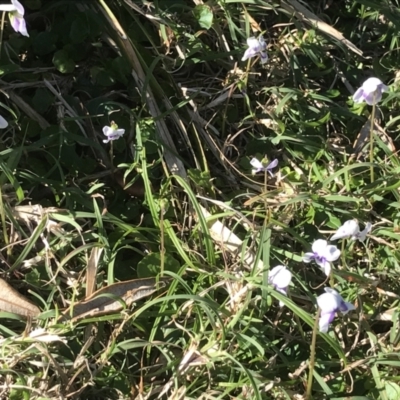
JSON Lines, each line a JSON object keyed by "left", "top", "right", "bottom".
{"left": 268, "top": 265, "right": 292, "bottom": 306}
{"left": 0, "top": 115, "right": 8, "bottom": 129}
{"left": 353, "top": 77, "right": 388, "bottom": 105}
{"left": 317, "top": 288, "right": 355, "bottom": 332}
{"left": 303, "top": 239, "right": 340, "bottom": 276}
{"left": 242, "top": 36, "right": 268, "bottom": 64}
{"left": 331, "top": 220, "right": 372, "bottom": 242}
{"left": 250, "top": 157, "right": 278, "bottom": 177}
{"left": 0, "top": 0, "right": 29, "bottom": 37}
{"left": 102, "top": 123, "right": 125, "bottom": 143}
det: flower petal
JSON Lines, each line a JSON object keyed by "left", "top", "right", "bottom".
{"left": 258, "top": 36, "right": 267, "bottom": 51}
{"left": 250, "top": 158, "right": 263, "bottom": 170}
{"left": 331, "top": 220, "right": 359, "bottom": 241}
{"left": 276, "top": 287, "right": 287, "bottom": 296}
{"left": 324, "top": 245, "right": 341, "bottom": 262}
{"left": 352, "top": 87, "right": 365, "bottom": 103}
{"left": 317, "top": 290, "right": 341, "bottom": 314}
{"left": 269, "top": 265, "right": 292, "bottom": 290}
{"left": 103, "top": 126, "right": 113, "bottom": 136}
{"left": 339, "top": 301, "right": 356, "bottom": 314}
{"left": 11, "top": 0, "right": 24, "bottom": 15}
{"left": 380, "top": 83, "right": 389, "bottom": 93}
{"left": 246, "top": 37, "right": 261, "bottom": 51}
{"left": 11, "top": 15, "right": 28, "bottom": 37}
{"left": 364, "top": 91, "right": 381, "bottom": 105}
{"left": 267, "top": 158, "right": 278, "bottom": 170}
{"left": 319, "top": 311, "right": 335, "bottom": 333}
{"left": 0, "top": 115, "right": 8, "bottom": 129}
{"left": 18, "top": 17, "right": 28, "bottom": 37}
{"left": 356, "top": 222, "right": 372, "bottom": 241}
{"left": 362, "top": 77, "right": 383, "bottom": 93}
{"left": 311, "top": 239, "right": 328, "bottom": 255}
{"left": 242, "top": 48, "right": 258, "bottom": 61}
{"left": 303, "top": 252, "right": 314, "bottom": 263}
{"left": 260, "top": 51, "right": 268, "bottom": 64}
{"left": 315, "top": 259, "right": 331, "bottom": 276}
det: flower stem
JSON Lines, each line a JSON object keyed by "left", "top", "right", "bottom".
{"left": 306, "top": 308, "right": 320, "bottom": 400}
{"left": 264, "top": 171, "right": 270, "bottom": 222}
{"left": 264, "top": 170, "right": 268, "bottom": 194}
{"left": 110, "top": 141, "right": 114, "bottom": 178}
{"left": 341, "top": 239, "right": 346, "bottom": 270}
{"left": 329, "top": 273, "right": 335, "bottom": 288}
{"left": 369, "top": 101, "right": 376, "bottom": 183}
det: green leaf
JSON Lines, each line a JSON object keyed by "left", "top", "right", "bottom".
{"left": 0, "top": 64, "right": 19, "bottom": 76}
{"left": 33, "top": 32, "right": 58, "bottom": 55}
{"left": 32, "top": 88, "right": 53, "bottom": 114}
{"left": 386, "top": 382, "right": 400, "bottom": 400}
{"left": 70, "top": 17, "right": 90, "bottom": 44}
{"left": 137, "top": 253, "right": 180, "bottom": 278}
{"left": 52, "top": 50, "right": 75, "bottom": 74}
{"left": 193, "top": 5, "right": 213, "bottom": 29}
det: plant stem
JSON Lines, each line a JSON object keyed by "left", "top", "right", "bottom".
{"left": 264, "top": 171, "right": 270, "bottom": 223}
{"left": 109, "top": 141, "right": 114, "bottom": 178}
{"left": 369, "top": 100, "right": 376, "bottom": 183}
{"left": 264, "top": 170, "right": 268, "bottom": 195}
{"left": 306, "top": 308, "right": 320, "bottom": 400}
{"left": 0, "top": 186, "right": 8, "bottom": 249}
{"left": 341, "top": 239, "right": 346, "bottom": 270}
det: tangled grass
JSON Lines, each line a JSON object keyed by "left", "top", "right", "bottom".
{"left": 0, "top": 0, "right": 400, "bottom": 399}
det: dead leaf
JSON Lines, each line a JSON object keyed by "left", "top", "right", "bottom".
{"left": 200, "top": 206, "right": 263, "bottom": 271}
{"left": 62, "top": 277, "right": 170, "bottom": 321}
{"left": 0, "top": 278, "right": 40, "bottom": 317}
{"left": 375, "top": 307, "right": 396, "bottom": 322}
{"left": 86, "top": 247, "right": 103, "bottom": 298}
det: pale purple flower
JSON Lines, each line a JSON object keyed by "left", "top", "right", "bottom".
{"left": 353, "top": 77, "right": 388, "bottom": 105}
{"left": 317, "top": 288, "right": 355, "bottom": 333}
{"left": 242, "top": 36, "right": 268, "bottom": 64}
{"left": 0, "top": 0, "right": 29, "bottom": 37}
{"left": 355, "top": 222, "right": 372, "bottom": 241}
{"left": 331, "top": 220, "right": 372, "bottom": 242}
{"left": 0, "top": 115, "right": 8, "bottom": 129}
{"left": 303, "top": 239, "right": 340, "bottom": 276}
{"left": 268, "top": 265, "right": 292, "bottom": 306}
{"left": 250, "top": 157, "right": 278, "bottom": 177}
{"left": 102, "top": 123, "right": 125, "bottom": 144}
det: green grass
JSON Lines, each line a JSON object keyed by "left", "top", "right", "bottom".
{"left": 0, "top": 0, "right": 400, "bottom": 398}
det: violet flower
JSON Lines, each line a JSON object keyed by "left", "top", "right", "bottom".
{"left": 242, "top": 36, "right": 268, "bottom": 64}
{"left": 317, "top": 288, "right": 355, "bottom": 333}
{"left": 0, "top": 115, "right": 8, "bottom": 129}
{"left": 0, "top": 0, "right": 29, "bottom": 37}
{"left": 268, "top": 265, "right": 292, "bottom": 306}
{"left": 303, "top": 239, "right": 340, "bottom": 276}
{"left": 331, "top": 220, "right": 372, "bottom": 242}
{"left": 102, "top": 122, "right": 125, "bottom": 144}
{"left": 353, "top": 77, "right": 388, "bottom": 105}
{"left": 250, "top": 157, "right": 278, "bottom": 177}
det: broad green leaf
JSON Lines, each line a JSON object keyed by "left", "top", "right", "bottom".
{"left": 193, "top": 5, "right": 213, "bottom": 29}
